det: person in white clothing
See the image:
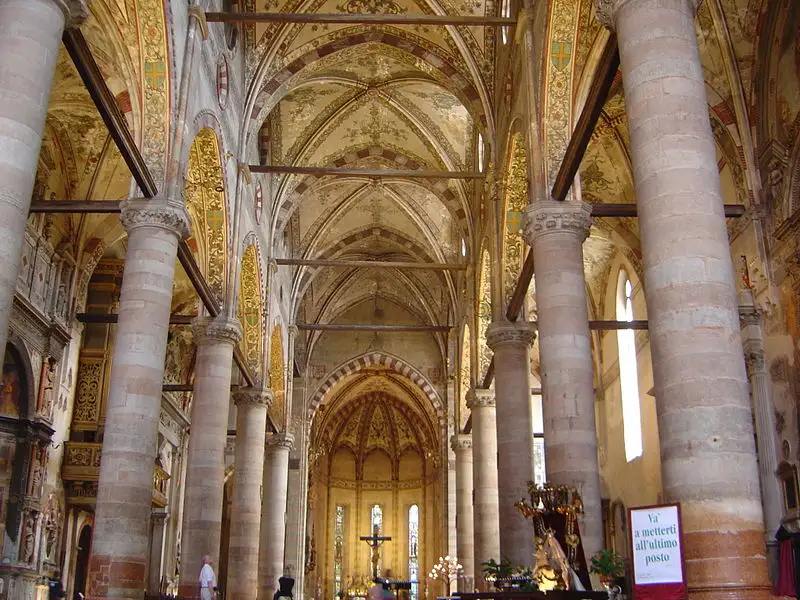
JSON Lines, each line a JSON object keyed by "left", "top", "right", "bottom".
{"left": 199, "top": 555, "right": 217, "bottom": 600}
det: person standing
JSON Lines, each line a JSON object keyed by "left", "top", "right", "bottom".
{"left": 199, "top": 555, "right": 217, "bottom": 600}
{"left": 48, "top": 570, "right": 66, "bottom": 600}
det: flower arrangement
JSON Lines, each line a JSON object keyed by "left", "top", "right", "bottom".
{"left": 428, "top": 555, "right": 463, "bottom": 590}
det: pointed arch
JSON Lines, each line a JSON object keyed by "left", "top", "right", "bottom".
{"left": 309, "top": 352, "right": 442, "bottom": 417}
{"left": 239, "top": 243, "right": 264, "bottom": 381}
{"left": 185, "top": 128, "right": 229, "bottom": 300}
{"left": 501, "top": 132, "right": 529, "bottom": 306}
{"left": 270, "top": 324, "right": 286, "bottom": 428}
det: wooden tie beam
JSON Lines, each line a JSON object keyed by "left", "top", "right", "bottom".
{"left": 250, "top": 165, "right": 483, "bottom": 179}
{"left": 276, "top": 258, "right": 467, "bottom": 270}
{"left": 206, "top": 12, "right": 516, "bottom": 26}
{"left": 297, "top": 323, "right": 450, "bottom": 332}
{"left": 77, "top": 313, "right": 195, "bottom": 325}
{"left": 476, "top": 33, "right": 746, "bottom": 395}
{"left": 61, "top": 29, "right": 259, "bottom": 392}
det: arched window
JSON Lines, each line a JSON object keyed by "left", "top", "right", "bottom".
{"left": 408, "top": 505, "right": 420, "bottom": 600}
{"left": 500, "top": 0, "right": 511, "bottom": 43}
{"left": 616, "top": 272, "right": 642, "bottom": 461}
{"left": 334, "top": 505, "right": 346, "bottom": 599}
{"left": 477, "top": 133, "right": 485, "bottom": 172}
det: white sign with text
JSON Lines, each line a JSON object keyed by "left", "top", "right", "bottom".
{"left": 630, "top": 505, "right": 684, "bottom": 585}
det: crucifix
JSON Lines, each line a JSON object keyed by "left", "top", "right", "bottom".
{"left": 360, "top": 524, "right": 392, "bottom": 580}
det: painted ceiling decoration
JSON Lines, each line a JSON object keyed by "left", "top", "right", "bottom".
{"left": 185, "top": 128, "right": 228, "bottom": 301}
{"left": 239, "top": 243, "right": 264, "bottom": 380}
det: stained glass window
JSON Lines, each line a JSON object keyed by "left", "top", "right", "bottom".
{"left": 408, "top": 504, "right": 420, "bottom": 600}
{"left": 334, "top": 505, "right": 345, "bottom": 599}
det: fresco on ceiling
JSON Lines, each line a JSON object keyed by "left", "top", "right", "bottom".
{"left": 775, "top": 3, "right": 800, "bottom": 141}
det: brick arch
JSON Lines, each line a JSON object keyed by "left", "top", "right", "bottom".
{"left": 273, "top": 145, "right": 469, "bottom": 235}
{"left": 248, "top": 32, "right": 485, "bottom": 137}
{"left": 309, "top": 352, "right": 442, "bottom": 416}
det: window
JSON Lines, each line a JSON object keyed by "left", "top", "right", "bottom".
{"left": 500, "top": 0, "right": 511, "bottom": 43}
{"left": 334, "top": 505, "right": 346, "bottom": 599}
{"left": 531, "top": 392, "right": 545, "bottom": 485}
{"left": 477, "top": 133, "right": 485, "bottom": 172}
{"left": 371, "top": 504, "right": 383, "bottom": 576}
{"left": 617, "top": 272, "right": 643, "bottom": 461}
{"left": 408, "top": 505, "right": 420, "bottom": 600}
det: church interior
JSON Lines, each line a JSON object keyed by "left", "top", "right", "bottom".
{"left": 0, "top": 0, "right": 798, "bottom": 599}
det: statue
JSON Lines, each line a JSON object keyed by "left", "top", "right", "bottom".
{"left": 19, "top": 513, "right": 37, "bottom": 563}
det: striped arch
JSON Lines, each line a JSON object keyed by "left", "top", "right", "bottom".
{"left": 247, "top": 32, "right": 486, "bottom": 139}
{"left": 309, "top": 352, "right": 442, "bottom": 416}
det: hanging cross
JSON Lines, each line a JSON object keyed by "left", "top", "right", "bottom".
{"left": 360, "top": 524, "right": 392, "bottom": 580}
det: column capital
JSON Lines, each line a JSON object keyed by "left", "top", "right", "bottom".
{"left": 486, "top": 321, "right": 536, "bottom": 351}
{"left": 267, "top": 432, "right": 295, "bottom": 451}
{"left": 450, "top": 434, "right": 473, "bottom": 452}
{"left": 120, "top": 198, "right": 191, "bottom": 239}
{"left": 466, "top": 388, "right": 495, "bottom": 409}
{"left": 193, "top": 316, "right": 242, "bottom": 345}
{"left": 593, "top": 0, "right": 702, "bottom": 30}
{"left": 234, "top": 388, "right": 273, "bottom": 409}
{"left": 288, "top": 324, "right": 299, "bottom": 338}
{"left": 523, "top": 200, "right": 593, "bottom": 246}
{"left": 52, "top": 0, "right": 90, "bottom": 27}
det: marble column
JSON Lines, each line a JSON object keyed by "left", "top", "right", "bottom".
{"left": 284, "top": 380, "right": 308, "bottom": 599}
{"left": 179, "top": 316, "right": 242, "bottom": 597}
{"left": 594, "top": 0, "right": 771, "bottom": 596}
{"left": 88, "top": 200, "right": 190, "bottom": 599}
{"left": 227, "top": 389, "right": 272, "bottom": 600}
{"left": 523, "top": 200, "right": 603, "bottom": 558}
{"left": 451, "top": 434, "right": 475, "bottom": 592}
{"left": 467, "top": 388, "right": 500, "bottom": 586}
{"left": 258, "top": 433, "right": 294, "bottom": 600}
{"left": 486, "top": 320, "right": 536, "bottom": 567}
{"left": 0, "top": 0, "right": 87, "bottom": 358}
{"left": 739, "top": 293, "right": 782, "bottom": 549}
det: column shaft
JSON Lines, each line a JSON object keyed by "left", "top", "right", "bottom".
{"left": 88, "top": 201, "right": 189, "bottom": 599}
{"left": 468, "top": 389, "right": 500, "bottom": 585}
{"left": 0, "top": 0, "right": 86, "bottom": 357}
{"left": 595, "top": 0, "right": 771, "bottom": 596}
{"left": 258, "top": 434, "right": 294, "bottom": 600}
{"left": 227, "top": 390, "right": 272, "bottom": 600}
{"left": 179, "top": 317, "right": 241, "bottom": 596}
{"left": 451, "top": 435, "right": 474, "bottom": 592}
{"left": 523, "top": 200, "right": 603, "bottom": 558}
{"left": 486, "top": 321, "right": 536, "bottom": 567}
{"left": 740, "top": 296, "right": 782, "bottom": 543}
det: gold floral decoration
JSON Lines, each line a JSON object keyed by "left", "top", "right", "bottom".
{"left": 185, "top": 128, "right": 227, "bottom": 300}
{"left": 239, "top": 244, "right": 263, "bottom": 379}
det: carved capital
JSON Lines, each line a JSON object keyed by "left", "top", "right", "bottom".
{"left": 187, "top": 5, "right": 209, "bottom": 40}
{"left": 450, "top": 434, "right": 472, "bottom": 452}
{"left": 267, "top": 432, "right": 295, "bottom": 451}
{"left": 234, "top": 388, "right": 273, "bottom": 409}
{"left": 594, "top": 0, "right": 702, "bottom": 30}
{"left": 193, "top": 316, "right": 242, "bottom": 345}
{"left": 742, "top": 340, "right": 766, "bottom": 376}
{"left": 120, "top": 199, "right": 191, "bottom": 239}
{"left": 466, "top": 388, "right": 495, "bottom": 409}
{"left": 523, "top": 200, "right": 593, "bottom": 246}
{"left": 486, "top": 321, "right": 536, "bottom": 350}
{"left": 52, "top": 0, "right": 90, "bottom": 27}
{"left": 288, "top": 324, "right": 299, "bottom": 338}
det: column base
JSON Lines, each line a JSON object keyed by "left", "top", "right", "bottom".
{"left": 686, "top": 585, "right": 772, "bottom": 600}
